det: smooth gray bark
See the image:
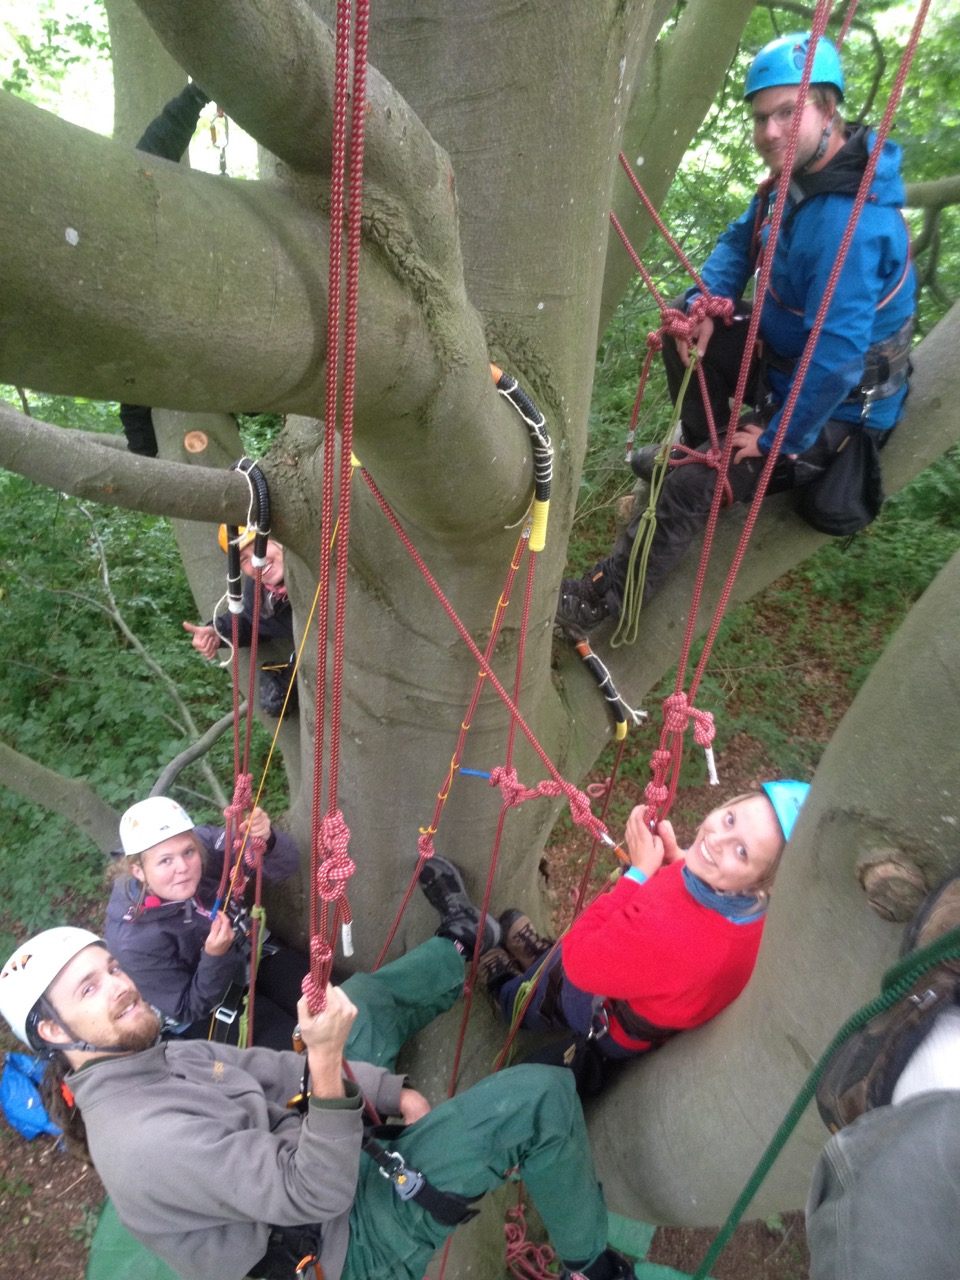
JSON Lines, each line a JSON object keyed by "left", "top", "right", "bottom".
{"left": 591, "top": 543, "right": 960, "bottom": 1224}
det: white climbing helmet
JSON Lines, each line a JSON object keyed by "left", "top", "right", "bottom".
{"left": 0, "top": 927, "right": 103, "bottom": 1044}
{"left": 119, "top": 796, "right": 194, "bottom": 857}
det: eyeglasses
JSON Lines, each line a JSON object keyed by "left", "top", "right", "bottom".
{"left": 752, "top": 102, "right": 809, "bottom": 130}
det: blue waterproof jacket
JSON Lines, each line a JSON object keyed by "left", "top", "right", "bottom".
{"left": 699, "top": 128, "right": 915, "bottom": 455}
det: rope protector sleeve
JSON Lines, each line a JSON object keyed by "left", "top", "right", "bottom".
{"left": 574, "top": 640, "right": 646, "bottom": 738}
{"left": 234, "top": 457, "right": 271, "bottom": 564}
{"left": 491, "top": 364, "right": 553, "bottom": 552}
{"left": 225, "top": 529, "right": 245, "bottom": 614}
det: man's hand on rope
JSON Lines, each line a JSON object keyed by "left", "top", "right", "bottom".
{"left": 398, "top": 1087, "right": 432, "bottom": 1125}
{"left": 297, "top": 984, "right": 357, "bottom": 1100}
{"left": 731, "top": 417, "right": 765, "bottom": 463}
{"left": 204, "top": 912, "right": 236, "bottom": 957}
{"left": 677, "top": 316, "right": 715, "bottom": 367}
{"left": 624, "top": 807, "right": 682, "bottom": 877}
{"left": 183, "top": 620, "right": 221, "bottom": 660}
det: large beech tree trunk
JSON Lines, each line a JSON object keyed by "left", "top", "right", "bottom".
{"left": 0, "top": 2, "right": 958, "bottom": 1261}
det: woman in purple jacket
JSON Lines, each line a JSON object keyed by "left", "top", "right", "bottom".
{"left": 104, "top": 795, "right": 305, "bottom": 1049}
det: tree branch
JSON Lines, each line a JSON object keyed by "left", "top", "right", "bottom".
{"left": 0, "top": 403, "right": 256, "bottom": 527}
{"left": 151, "top": 707, "right": 245, "bottom": 796}
{"left": 905, "top": 175, "right": 960, "bottom": 210}
{"left": 600, "top": 0, "right": 756, "bottom": 329}
{"left": 0, "top": 90, "right": 435, "bottom": 417}
{"left": 0, "top": 741, "right": 120, "bottom": 853}
{"left": 133, "top": 0, "right": 462, "bottom": 276}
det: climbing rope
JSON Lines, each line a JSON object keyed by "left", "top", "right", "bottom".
{"left": 303, "top": 0, "right": 371, "bottom": 1014}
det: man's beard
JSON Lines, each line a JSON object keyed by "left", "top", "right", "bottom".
{"left": 107, "top": 1003, "right": 162, "bottom": 1052}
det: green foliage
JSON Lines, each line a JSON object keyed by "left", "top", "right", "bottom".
{"left": 1, "top": 0, "right": 109, "bottom": 101}
{"left": 0, "top": 388, "right": 288, "bottom": 955}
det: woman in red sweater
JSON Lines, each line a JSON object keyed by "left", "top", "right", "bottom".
{"left": 420, "top": 782, "right": 808, "bottom": 1076}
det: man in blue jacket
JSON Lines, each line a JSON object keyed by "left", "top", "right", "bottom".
{"left": 557, "top": 32, "right": 915, "bottom": 635}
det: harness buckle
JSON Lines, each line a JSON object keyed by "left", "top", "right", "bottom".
{"left": 377, "top": 1150, "right": 426, "bottom": 1200}
{"left": 213, "top": 1002, "right": 239, "bottom": 1026}
{"left": 588, "top": 1002, "right": 610, "bottom": 1042}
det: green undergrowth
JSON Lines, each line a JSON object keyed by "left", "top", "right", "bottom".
{"left": 0, "top": 389, "right": 288, "bottom": 957}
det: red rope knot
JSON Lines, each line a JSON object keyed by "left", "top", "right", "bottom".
{"left": 645, "top": 328, "right": 664, "bottom": 353}
{"left": 691, "top": 292, "right": 735, "bottom": 328}
{"left": 691, "top": 706, "right": 716, "bottom": 748}
{"left": 230, "top": 772, "right": 253, "bottom": 814}
{"left": 243, "top": 834, "right": 266, "bottom": 872}
{"left": 488, "top": 765, "right": 534, "bottom": 809}
{"left": 662, "top": 691, "right": 690, "bottom": 733}
{"left": 644, "top": 780, "right": 669, "bottom": 809}
{"left": 560, "top": 781, "right": 605, "bottom": 842}
{"left": 302, "top": 936, "right": 334, "bottom": 1014}
{"left": 314, "top": 810, "right": 356, "bottom": 903}
{"left": 417, "top": 831, "right": 436, "bottom": 860}
{"left": 660, "top": 306, "right": 697, "bottom": 344}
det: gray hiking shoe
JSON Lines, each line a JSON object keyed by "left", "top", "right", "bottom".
{"left": 418, "top": 854, "right": 500, "bottom": 955}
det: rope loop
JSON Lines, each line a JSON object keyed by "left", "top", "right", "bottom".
{"left": 244, "top": 835, "right": 266, "bottom": 872}
{"left": 504, "top": 1194, "right": 557, "bottom": 1280}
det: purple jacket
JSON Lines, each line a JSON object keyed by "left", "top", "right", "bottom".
{"left": 103, "top": 823, "right": 299, "bottom": 1025}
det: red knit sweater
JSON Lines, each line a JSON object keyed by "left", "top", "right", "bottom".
{"left": 561, "top": 860, "right": 765, "bottom": 1051}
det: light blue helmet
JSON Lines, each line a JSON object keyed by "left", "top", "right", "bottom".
{"left": 744, "top": 33, "right": 845, "bottom": 102}
{"left": 761, "top": 779, "right": 810, "bottom": 843}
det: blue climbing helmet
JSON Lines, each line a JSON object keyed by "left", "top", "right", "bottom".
{"left": 761, "top": 779, "right": 811, "bottom": 843}
{"left": 744, "top": 33, "right": 845, "bottom": 102}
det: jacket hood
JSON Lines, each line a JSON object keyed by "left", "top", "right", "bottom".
{"left": 792, "top": 125, "right": 906, "bottom": 207}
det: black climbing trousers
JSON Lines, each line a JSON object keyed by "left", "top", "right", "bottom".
{"left": 592, "top": 310, "right": 849, "bottom": 616}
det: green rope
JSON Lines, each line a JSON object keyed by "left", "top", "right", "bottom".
{"left": 611, "top": 356, "right": 697, "bottom": 648}
{"left": 691, "top": 925, "right": 960, "bottom": 1280}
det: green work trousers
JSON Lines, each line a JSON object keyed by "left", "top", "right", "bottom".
{"left": 340, "top": 938, "right": 609, "bottom": 1280}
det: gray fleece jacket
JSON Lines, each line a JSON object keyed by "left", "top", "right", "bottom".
{"left": 70, "top": 1039, "right": 405, "bottom": 1280}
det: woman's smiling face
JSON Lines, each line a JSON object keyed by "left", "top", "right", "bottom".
{"left": 684, "top": 794, "right": 783, "bottom": 894}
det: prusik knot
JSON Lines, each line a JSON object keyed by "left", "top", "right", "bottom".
{"left": 230, "top": 772, "right": 254, "bottom": 814}
{"left": 691, "top": 293, "right": 735, "bottom": 327}
{"left": 417, "top": 831, "right": 436, "bottom": 861}
{"left": 313, "top": 809, "right": 356, "bottom": 902}
{"left": 645, "top": 329, "right": 664, "bottom": 353}
{"left": 662, "top": 691, "right": 691, "bottom": 733}
{"left": 660, "top": 306, "right": 697, "bottom": 344}
{"left": 488, "top": 765, "right": 532, "bottom": 809}
{"left": 661, "top": 691, "right": 715, "bottom": 746}
{"left": 644, "top": 781, "right": 669, "bottom": 809}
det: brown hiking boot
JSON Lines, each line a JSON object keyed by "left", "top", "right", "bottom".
{"left": 499, "top": 909, "right": 555, "bottom": 973}
{"left": 816, "top": 875, "right": 960, "bottom": 1133}
{"left": 477, "top": 946, "right": 522, "bottom": 993}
